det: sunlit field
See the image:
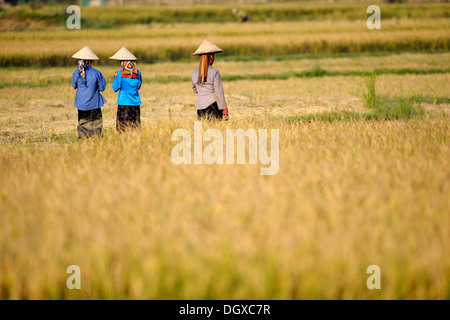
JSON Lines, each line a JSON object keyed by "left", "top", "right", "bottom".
{"left": 0, "top": 1, "right": 449, "bottom": 299}
{"left": 1, "top": 18, "right": 449, "bottom": 66}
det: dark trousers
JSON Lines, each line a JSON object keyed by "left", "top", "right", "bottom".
{"left": 77, "top": 108, "right": 103, "bottom": 139}
{"left": 197, "top": 102, "right": 223, "bottom": 120}
{"left": 116, "top": 105, "right": 141, "bottom": 132}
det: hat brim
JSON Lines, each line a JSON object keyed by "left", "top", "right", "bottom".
{"left": 109, "top": 47, "right": 138, "bottom": 61}
{"left": 192, "top": 49, "right": 223, "bottom": 56}
{"left": 192, "top": 40, "right": 224, "bottom": 56}
{"left": 72, "top": 46, "right": 100, "bottom": 60}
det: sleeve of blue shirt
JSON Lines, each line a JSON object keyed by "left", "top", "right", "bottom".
{"left": 97, "top": 70, "right": 106, "bottom": 92}
{"left": 72, "top": 70, "right": 78, "bottom": 89}
{"left": 138, "top": 71, "right": 142, "bottom": 90}
{"left": 112, "top": 71, "right": 122, "bottom": 93}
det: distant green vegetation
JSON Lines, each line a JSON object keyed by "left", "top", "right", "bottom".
{"left": 1, "top": 40, "right": 449, "bottom": 67}
{"left": 1, "top": 3, "right": 448, "bottom": 67}
{"left": 1, "top": 3, "right": 449, "bottom": 67}
{"left": 1, "top": 3, "right": 449, "bottom": 28}
{"left": 1, "top": 66, "right": 449, "bottom": 88}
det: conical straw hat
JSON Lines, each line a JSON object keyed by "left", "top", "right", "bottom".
{"left": 192, "top": 40, "right": 224, "bottom": 56}
{"left": 109, "top": 47, "right": 138, "bottom": 61}
{"left": 72, "top": 46, "right": 100, "bottom": 60}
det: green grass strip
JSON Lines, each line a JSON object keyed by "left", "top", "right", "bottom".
{"left": 201, "top": 50, "right": 450, "bottom": 64}
{"left": 149, "top": 67, "right": 450, "bottom": 83}
{"left": 1, "top": 67, "right": 449, "bottom": 89}
{"left": 284, "top": 96, "right": 427, "bottom": 123}
{"left": 285, "top": 112, "right": 383, "bottom": 123}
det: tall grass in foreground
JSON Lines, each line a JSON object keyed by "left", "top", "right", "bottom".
{"left": 363, "top": 74, "right": 377, "bottom": 109}
{"left": 0, "top": 116, "right": 448, "bottom": 299}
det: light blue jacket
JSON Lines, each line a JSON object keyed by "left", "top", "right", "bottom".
{"left": 71, "top": 66, "right": 107, "bottom": 111}
{"left": 112, "top": 70, "right": 142, "bottom": 106}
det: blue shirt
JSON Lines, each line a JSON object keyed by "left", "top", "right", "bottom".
{"left": 71, "top": 66, "right": 107, "bottom": 111}
{"left": 112, "top": 70, "right": 142, "bottom": 106}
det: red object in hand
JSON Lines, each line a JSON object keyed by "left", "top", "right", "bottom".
{"left": 223, "top": 108, "right": 229, "bottom": 120}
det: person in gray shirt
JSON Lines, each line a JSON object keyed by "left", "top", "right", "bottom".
{"left": 191, "top": 40, "right": 229, "bottom": 121}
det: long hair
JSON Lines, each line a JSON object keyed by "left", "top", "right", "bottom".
{"left": 198, "top": 54, "right": 214, "bottom": 84}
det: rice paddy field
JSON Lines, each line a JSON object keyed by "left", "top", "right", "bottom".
{"left": 0, "top": 1, "right": 449, "bottom": 300}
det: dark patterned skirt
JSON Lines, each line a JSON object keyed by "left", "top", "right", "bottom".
{"left": 197, "top": 102, "right": 223, "bottom": 120}
{"left": 77, "top": 108, "right": 103, "bottom": 139}
{"left": 117, "top": 105, "right": 141, "bottom": 132}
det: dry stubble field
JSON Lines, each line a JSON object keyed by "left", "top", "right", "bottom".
{"left": 0, "top": 3, "right": 449, "bottom": 299}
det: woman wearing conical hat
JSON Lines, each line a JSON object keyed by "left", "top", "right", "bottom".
{"left": 71, "top": 46, "right": 107, "bottom": 139}
{"left": 191, "top": 40, "right": 229, "bottom": 120}
{"left": 111, "top": 47, "right": 142, "bottom": 132}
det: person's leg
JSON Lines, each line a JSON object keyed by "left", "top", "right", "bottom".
{"left": 78, "top": 108, "right": 102, "bottom": 138}
{"left": 77, "top": 110, "right": 87, "bottom": 139}
{"left": 197, "top": 103, "right": 223, "bottom": 121}
{"left": 209, "top": 102, "right": 223, "bottom": 120}
{"left": 90, "top": 108, "right": 103, "bottom": 137}
{"left": 123, "top": 106, "right": 140, "bottom": 130}
{"left": 116, "top": 105, "right": 126, "bottom": 133}
{"left": 197, "top": 107, "right": 209, "bottom": 120}
{"left": 130, "top": 105, "right": 141, "bottom": 129}
{"left": 117, "top": 106, "right": 141, "bottom": 132}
